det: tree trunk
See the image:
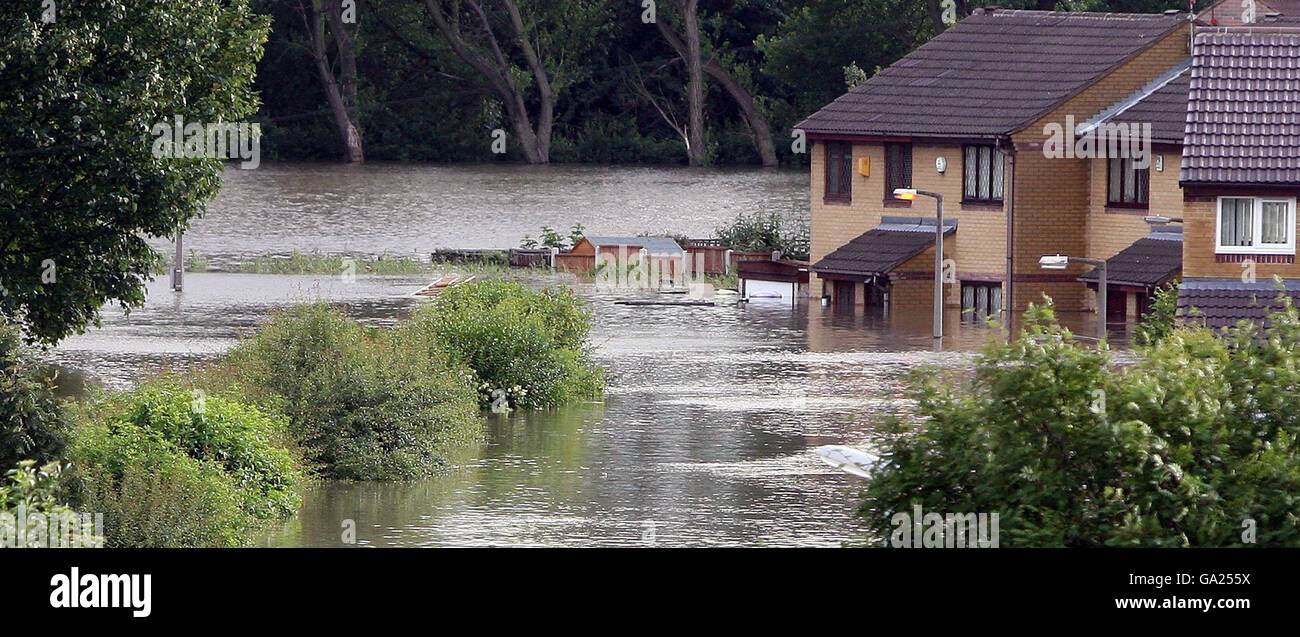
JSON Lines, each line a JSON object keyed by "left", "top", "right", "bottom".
{"left": 325, "top": 0, "right": 363, "bottom": 162}
{"left": 659, "top": 3, "right": 777, "bottom": 166}
{"left": 680, "top": 0, "right": 707, "bottom": 166}
{"left": 308, "top": 0, "right": 363, "bottom": 163}
{"left": 703, "top": 58, "right": 777, "bottom": 167}
{"left": 422, "top": 0, "right": 551, "bottom": 163}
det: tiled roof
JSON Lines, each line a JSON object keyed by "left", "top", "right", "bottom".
{"left": 1181, "top": 30, "right": 1300, "bottom": 185}
{"left": 796, "top": 10, "right": 1187, "bottom": 139}
{"left": 584, "top": 236, "right": 684, "bottom": 256}
{"left": 810, "top": 217, "right": 956, "bottom": 278}
{"left": 1178, "top": 277, "right": 1300, "bottom": 328}
{"left": 1077, "top": 226, "right": 1183, "bottom": 287}
{"left": 1077, "top": 60, "right": 1191, "bottom": 145}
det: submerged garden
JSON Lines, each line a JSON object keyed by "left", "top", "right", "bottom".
{"left": 3, "top": 281, "right": 603, "bottom": 547}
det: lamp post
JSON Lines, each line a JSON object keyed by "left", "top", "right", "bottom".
{"left": 1039, "top": 254, "right": 1106, "bottom": 344}
{"left": 893, "top": 188, "right": 945, "bottom": 347}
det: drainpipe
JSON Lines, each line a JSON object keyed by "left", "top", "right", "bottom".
{"left": 1003, "top": 142, "right": 1016, "bottom": 324}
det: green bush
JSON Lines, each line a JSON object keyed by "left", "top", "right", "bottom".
{"left": 70, "top": 423, "right": 254, "bottom": 548}
{"left": 713, "top": 211, "right": 810, "bottom": 261}
{"left": 225, "top": 304, "right": 483, "bottom": 480}
{"left": 860, "top": 300, "right": 1300, "bottom": 547}
{"left": 406, "top": 281, "right": 604, "bottom": 410}
{"left": 0, "top": 326, "right": 72, "bottom": 472}
{"left": 92, "top": 381, "right": 302, "bottom": 519}
{"left": 66, "top": 381, "right": 303, "bottom": 547}
{"left": 0, "top": 460, "right": 101, "bottom": 548}
{"left": 1134, "top": 282, "right": 1179, "bottom": 346}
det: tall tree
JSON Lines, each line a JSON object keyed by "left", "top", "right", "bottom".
{"left": 294, "top": 0, "right": 365, "bottom": 162}
{"left": 382, "top": 0, "right": 603, "bottom": 164}
{"left": 0, "top": 0, "right": 270, "bottom": 344}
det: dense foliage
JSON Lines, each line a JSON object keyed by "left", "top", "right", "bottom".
{"left": 0, "top": 326, "right": 71, "bottom": 472}
{"left": 407, "top": 281, "right": 604, "bottom": 409}
{"left": 67, "top": 382, "right": 302, "bottom": 547}
{"left": 714, "top": 211, "right": 809, "bottom": 260}
{"left": 71, "top": 421, "right": 256, "bottom": 548}
{"left": 860, "top": 301, "right": 1300, "bottom": 547}
{"left": 1134, "top": 282, "right": 1179, "bottom": 346}
{"left": 0, "top": 0, "right": 270, "bottom": 343}
{"left": 251, "top": 0, "right": 1195, "bottom": 165}
{"left": 224, "top": 304, "right": 483, "bottom": 480}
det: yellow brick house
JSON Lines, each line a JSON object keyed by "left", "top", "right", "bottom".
{"left": 796, "top": 9, "right": 1195, "bottom": 322}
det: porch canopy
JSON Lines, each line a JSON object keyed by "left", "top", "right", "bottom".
{"left": 1077, "top": 225, "right": 1182, "bottom": 291}
{"left": 811, "top": 216, "right": 956, "bottom": 280}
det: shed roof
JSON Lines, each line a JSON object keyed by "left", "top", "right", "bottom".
{"left": 584, "top": 236, "right": 684, "bottom": 256}
{"left": 810, "top": 217, "right": 956, "bottom": 278}
{"left": 796, "top": 10, "right": 1187, "bottom": 139}
{"left": 1078, "top": 226, "right": 1183, "bottom": 288}
{"left": 1181, "top": 30, "right": 1300, "bottom": 185}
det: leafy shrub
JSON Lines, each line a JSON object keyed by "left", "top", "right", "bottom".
{"left": 406, "top": 281, "right": 604, "bottom": 410}
{"left": 0, "top": 460, "right": 101, "bottom": 548}
{"left": 70, "top": 423, "right": 254, "bottom": 548}
{"left": 0, "top": 326, "right": 72, "bottom": 472}
{"left": 225, "top": 304, "right": 482, "bottom": 480}
{"left": 859, "top": 300, "right": 1300, "bottom": 547}
{"left": 92, "top": 381, "right": 302, "bottom": 519}
{"left": 713, "top": 211, "right": 810, "bottom": 261}
{"left": 1134, "top": 282, "right": 1179, "bottom": 346}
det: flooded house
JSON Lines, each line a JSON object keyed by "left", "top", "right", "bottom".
{"left": 797, "top": 9, "right": 1196, "bottom": 321}
{"left": 1177, "top": 27, "right": 1300, "bottom": 327}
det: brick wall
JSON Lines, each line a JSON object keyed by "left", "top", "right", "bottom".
{"left": 808, "top": 23, "right": 1192, "bottom": 313}
{"left": 1183, "top": 191, "right": 1300, "bottom": 279}
{"left": 809, "top": 141, "right": 1006, "bottom": 307}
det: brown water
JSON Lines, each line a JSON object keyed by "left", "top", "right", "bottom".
{"left": 157, "top": 163, "right": 810, "bottom": 260}
{"left": 52, "top": 163, "right": 1119, "bottom": 547}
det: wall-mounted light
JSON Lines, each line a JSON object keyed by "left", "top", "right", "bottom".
{"left": 935, "top": 156, "right": 947, "bottom": 174}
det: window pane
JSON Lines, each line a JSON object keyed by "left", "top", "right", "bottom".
{"left": 1108, "top": 158, "right": 1122, "bottom": 203}
{"left": 840, "top": 151, "right": 852, "bottom": 196}
{"left": 991, "top": 150, "right": 1004, "bottom": 200}
{"left": 964, "top": 146, "right": 977, "bottom": 199}
{"left": 990, "top": 286, "right": 1003, "bottom": 315}
{"left": 975, "top": 285, "right": 989, "bottom": 318}
{"left": 900, "top": 144, "right": 912, "bottom": 189}
{"left": 962, "top": 284, "right": 975, "bottom": 313}
{"left": 1122, "top": 159, "right": 1137, "bottom": 202}
{"left": 1221, "top": 198, "right": 1253, "bottom": 247}
{"left": 1136, "top": 167, "right": 1149, "bottom": 204}
{"left": 1262, "top": 201, "right": 1288, "bottom": 244}
{"left": 978, "top": 147, "right": 991, "bottom": 200}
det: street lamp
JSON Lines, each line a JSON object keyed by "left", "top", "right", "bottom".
{"left": 1039, "top": 254, "right": 1107, "bottom": 343}
{"left": 893, "top": 188, "right": 944, "bottom": 346}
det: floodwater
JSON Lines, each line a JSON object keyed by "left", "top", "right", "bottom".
{"left": 52, "top": 163, "right": 1116, "bottom": 547}
{"left": 155, "top": 163, "right": 811, "bottom": 259}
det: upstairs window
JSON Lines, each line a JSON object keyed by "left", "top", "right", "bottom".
{"left": 963, "top": 145, "right": 1004, "bottom": 204}
{"left": 1107, "top": 157, "right": 1149, "bottom": 208}
{"left": 885, "top": 143, "right": 912, "bottom": 198}
{"left": 824, "top": 142, "right": 852, "bottom": 203}
{"left": 1217, "top": 196, "right": 1296, "bottom": 254}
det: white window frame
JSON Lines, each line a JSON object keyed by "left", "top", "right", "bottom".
{"left": 1215, "top": 196, "right": 1297, "bottom": 255}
